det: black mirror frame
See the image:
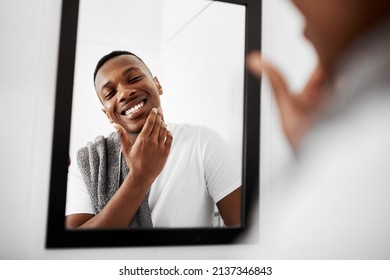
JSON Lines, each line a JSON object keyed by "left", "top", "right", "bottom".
{"left": 46, "top": 0, "right": 261, "bottom": 248}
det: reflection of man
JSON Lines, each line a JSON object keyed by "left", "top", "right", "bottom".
{"left": 247, "top": 1, "right": 390, "bottom": 257}
{"left": 66, "top": 51, "right": 241, "bottom": 229}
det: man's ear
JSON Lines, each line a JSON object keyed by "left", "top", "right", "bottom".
{"left": 101, "top": 107, "right": 114, "bottom": 123}
{"left": 154, "top": 76, "right": 163, "bottom": 95}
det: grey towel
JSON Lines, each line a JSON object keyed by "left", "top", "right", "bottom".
{"left": 77, "top": 131, "right": 153, "bottom": 228}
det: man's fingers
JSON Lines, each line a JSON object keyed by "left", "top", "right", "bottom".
{"left": 150, "top": 107, "right": 163, "bottom": 139}
{"left": 246, "top": 51, "right": 263, "bottom": 78}
{"left": 113, "top": 123, "right": 133, "bottom": 151}
{"left": 262, "top": 60, "right": 291, "bottom": 105}
{"left": 139, "top": 108, "right": 158, "bottom": 137}
{"left": 165, "top": 130, "right": 173, "bottom": 150}
{"left": 247, "top": 51, "right": 291, "bottom": 109}
{"left": 303, "top": 63, "right": 328, "bottom": 93}
{"left": 158, "top": 120, "right": 168, "bottom": 144}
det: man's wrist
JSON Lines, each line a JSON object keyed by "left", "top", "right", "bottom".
{"left": 123, "top": 171, "right": 153, "bottom": 193}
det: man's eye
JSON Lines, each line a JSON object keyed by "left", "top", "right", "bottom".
{"left": 105, "top": 90, "right": 116, "bottom": 99}
{"left": 128, "top": 76, "right": 141, "bottom": 83}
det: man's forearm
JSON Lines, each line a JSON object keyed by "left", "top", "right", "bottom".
{"left": 69, "top": 173, "right": 151, "bottom": 229}
{"left": 216, "top": 187, "right": 242, "bottom": 227}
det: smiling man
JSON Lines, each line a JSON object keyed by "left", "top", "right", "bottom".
{"left": 65, "top": 51, "right": 241, "bottom": 229}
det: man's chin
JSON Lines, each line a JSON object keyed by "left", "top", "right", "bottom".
{"left": 124, "top": 121, "right": 146, "bottom": 135}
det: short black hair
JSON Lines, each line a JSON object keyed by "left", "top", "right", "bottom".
{"left": 93, "top": 50, "right": 148, "bottom": 82}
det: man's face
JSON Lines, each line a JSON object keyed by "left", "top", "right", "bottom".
{"left": 290, "top": 0, "right": 364, "bottom": 70}
{"left": 292, "top": 0, "right": 348, "bottom": 69}
{"left": 95, "top": 55, "right": 163, "bottom": 134}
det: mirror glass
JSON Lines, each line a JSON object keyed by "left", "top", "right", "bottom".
{"left": 67, "top": 0, "right": 245, "bottom": 229}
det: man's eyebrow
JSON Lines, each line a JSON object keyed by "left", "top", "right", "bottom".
{"left": 100, "top": 81, "right": 114, "bottom": 93}
{"left": 123, "top": 66, "right": 140, "bottom": 76}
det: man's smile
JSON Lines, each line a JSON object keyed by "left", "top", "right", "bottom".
{"left": 124, "top": 100, "right": 145, "bottom": 115}
{"left": 120, "top": 97, "right": 148, "bottom": 119}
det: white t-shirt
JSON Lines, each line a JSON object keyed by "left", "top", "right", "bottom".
{"left": 66, "top": 123, "right": 241, "bottom": 228}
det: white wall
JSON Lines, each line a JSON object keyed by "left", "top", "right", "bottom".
{"left": 0, "top": 0, "right": 313, "bottom": 259}
{"left": 160, "top": 0, "right": 245, "bottom": 161}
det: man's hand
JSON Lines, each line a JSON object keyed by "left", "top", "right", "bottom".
{"left": 246, "top": 51, "right": 329, "bottom": 151}
{"left": 113, "top": 107, "right": 173, "bottom": 186}
{"left": 66, "top": 108, "right": 173, "bottom": 229}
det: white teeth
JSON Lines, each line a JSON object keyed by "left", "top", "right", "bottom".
{"left": 125, "top": 101, "right": 144, "bottom": 116}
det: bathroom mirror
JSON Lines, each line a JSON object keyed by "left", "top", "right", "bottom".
{"left": 47, "top": 0, "right": 261, "bottom": 248}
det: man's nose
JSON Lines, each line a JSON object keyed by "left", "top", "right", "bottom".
{"left": 118, "top": 86, "right": 136, "bottom": 103}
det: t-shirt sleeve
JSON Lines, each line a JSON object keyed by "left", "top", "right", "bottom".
{"left": 199, "top": 126, "right": 242, "bottom": 202}
{"left": 65, "top": 160, "right": 95, "bottom": 215}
